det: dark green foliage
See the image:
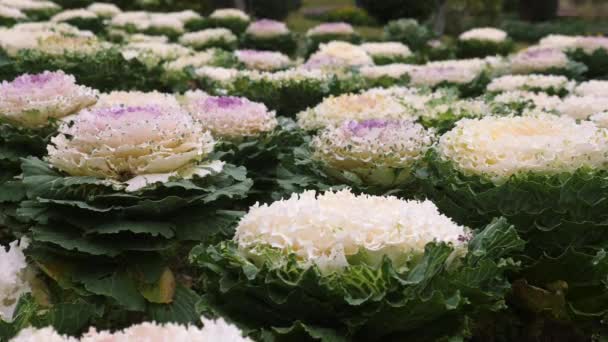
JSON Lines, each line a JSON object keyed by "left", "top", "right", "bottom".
{"left": 370, "top": 54, "right": 418, "bottom": 66}
{"left": 305, "top": 6, "right": 376, "bottom": 26}
{"left": 240, "top": 33, "right": 298, "bottom": 56}
{"left": 0, "top": 122, "right": 57, "bottom": 243}
{"left": 22, "top": 8, "right": 61, "bottom": 21}
{"left": 17, "top": 157, "right": 251, "bottom": 316}
{"left": 357, "top": 0, "right": 435, "bottom": 23}
{"left": 13, "top": 48, "right": 165, "bottom": 92}
{"left": 517, "top": 0, "right": 558, "bottom": 22}
{"left": 456, "top": 39, "right": 514, "bottom": 59}
{"left": 206, "top": 17, "right": 250, "bottom": 35}
{"left": 190, "top": 218, "right": 523, "bottom": 340}
{"left": 227, "top": 74, "right": 337, "bottom": 118}
{"left": 248, "top": 0, "right": 291, "bottom": 21}
{"left": 383, "top": 19, "right": 435, "bottom": 52}
{"left": 568, "top": 48, "right": 608, "bottom": 80}
{"left": 0, "top": 294, "right": 101, "bottom": 341}
{"left": 420, "top": 150, "right": 608, "bottom": 336}
{"left": 501, "top": 19, "right": 608, "bottom": 43}
{"left": 51, "top": 0, "right": 94, "bottom": 8}
{"left": 213, "top": 118, "right": 305, "bottom": 204}
{"left": 61, "top": 17, "right": 105, "bottom": 34}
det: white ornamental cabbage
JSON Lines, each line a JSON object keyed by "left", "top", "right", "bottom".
{"left": 236, "top": 189, "right": 470, "bottom": 270}
{"left": 0, "top": 4, "right": 25, "bottom": 20}
{"left": 366, "top": 86, "right": 447, "bottom": 112}
{"left": 306, "top": 22, "right": 354, "bottom": 37}
{"left": 95, "top": 90, "right": 179, "bottom": 108}
{"left": 487, "top": 74, "right": 574, "bottom": 93}
{"left": 121, "top": 41, "right": 192, "bottom": 65}
{"left": 459, "top": 27, "right": 507, "bottom": 42}
{"left": 510, "top": 47, "right": 570, "bottom": 74}
{"left": 0, "top": 71, "right": 98, "bottom": 128}
{"left": 408, "top": 58, "right": 501, "bottom": 87}
{"left": 209, "top": 8, "right": 250, "bottom": 21}
{"left": 0, "top": 239, "right": 30, "bottom": 322}
{"left": 538, "top": 34, "right": 579, "bottom": 50}
{"left": 51, "top": 9, "right": 98, "bottom": 22}
{"left": 34, "top": 35, "right": 109, "bottom": 56}
{"left": 235, "top": 49, "right": 292, "bottom": 71}
{"left": 0, "top": 0, "right": 59, "bottom": 12}
{"left": 245, "top": 19, "right": 290, "bottom": 38}
{"left": 492, "top": 90, "right": 563, "bottom": 112}
{"left": 47, "top": 105, "right": 216, "bottom": 190}
{"left": 437, "top": 114, "right": 608, "bottom": 183}
{"left": 10, "top": 317, "right": 251, "bottom": 342}
{"left": 81, "top": 317, "right": 252, "bottom": 342}
{"left": 304, "top": 41, "right": 373, "bottom": 69}
{"left": 296, "top": 91, "right": 412, "bottom": 130}
{"left": 126, "top": 33, "right": 169, "bottom": 43}
{"left": 166, "top": 10, "right": 201, "bottom": 24}
{"left": 359, "top": 64, "right": 415, "bottom": 81}
{"left": 110, "top": 11, "right": 149, "bottom": 30}
{"left": 182, "top": 91, "right": 278, "bottom": 139}
{"left": 10, "top": 327, "right": 77, "bottom": 342}
{"left": 360, "top": 42, "right": 412, "bottom": 58}
{"left": 178, "top": 28, "right": 237, "bottom": 49}
{"left": 0, "top": 22, "right": 92, "bottom": 56}
{"left": 86, "top": 2, "right": 121, "bottom": 18}
{"left": 195, "top": 66, "right": 240, "bottom": 83}
{"left": 242, "top": 67, "right": 330, "bottom": 83}
{"left": 419, "top": 98, "right": 490, "bottom": 121}
{"left": 590, "top": 112, "right": 608, "bottom": 129}
{"left": 557, "top": 96, "right": 608, "bottom": 120}
{"left": 574, "top": 80, "right": 608, "bottom": 98}
{"left": 164, "top": 50, "right": 217, "bottom": 72}
{"left": 311, "top": 119, "right": 433, "bottom": 173}
{"left": 147, "top": 14, "right": 184, "bottom": 33}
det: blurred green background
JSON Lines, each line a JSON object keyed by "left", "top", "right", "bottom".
{"left": 57, "top": 0, "right": 608, "bottom": 40}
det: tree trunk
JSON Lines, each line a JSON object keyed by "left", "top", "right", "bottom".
{"left": 433, "top": 0, "right": 448, "bottom": 35}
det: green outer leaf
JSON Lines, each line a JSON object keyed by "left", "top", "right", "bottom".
{"left": 421, "top": 149, "right": 608, "bottom": 330}
{"left": 147, "top": 285, "right": 201, "bottom": 324}
{"left": 73, "top": 269, "right": 147, "bottom": 311}
{"left": 84, "top": 221, "right": 175, "bottom": 239}
{"left": 190, "top": 218, "right": 522, "bottom": 340}
{"left": 32, "top": 225, "right": 122, "bottom": 257}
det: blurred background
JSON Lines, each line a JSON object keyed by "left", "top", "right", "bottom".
{"left": 56, "top": 0, "right": 608, "bottom": 41}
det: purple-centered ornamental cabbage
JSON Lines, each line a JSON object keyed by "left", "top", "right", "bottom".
{"left": 0, "top": 71, "right": 98, "bottom": 128}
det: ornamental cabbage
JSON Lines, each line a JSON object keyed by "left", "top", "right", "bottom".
{"left": 296, "top": 90, "right": 412, "bottom": 130}
{"left": 191, "top": 189, "right": 523, "bottom": 340}
{"left": 9, "top": 317, "right": 251, "bottom": 342}
{"left": 311, "top": 119, "right": 433, "bottom": 187}
{"left": 182, "top": 91, "right": 277, "bottom": 140}
{"left": 47, "top": 105, "right": 215, "bottom": 184}
{"left": 437, "top": 114, "right": 608, "bottom": 183}
{"left": 0, "top": 71, "right": 98, "bottom": 128}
